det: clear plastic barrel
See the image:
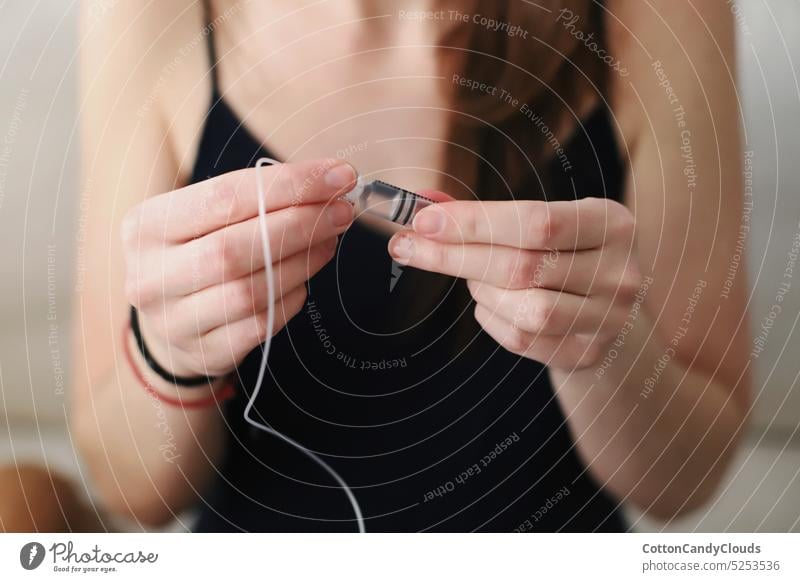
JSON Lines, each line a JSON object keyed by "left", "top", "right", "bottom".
{"left": 346, "top": 178, "right": 435, "bottom": 226}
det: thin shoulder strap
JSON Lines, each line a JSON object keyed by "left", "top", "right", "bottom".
{"left": 201, "top": 0, "right": 221, "bottom": 99}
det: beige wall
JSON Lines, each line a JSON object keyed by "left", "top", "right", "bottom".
{"left": 0, "top": 0, "right": 78, "bottom": 427}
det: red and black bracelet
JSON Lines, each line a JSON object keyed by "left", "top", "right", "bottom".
{"left": 123, "top": 308, "right": 235, "bottom": 409}
{"left": 129, "top": 305, "right": 217, "bottom": 386}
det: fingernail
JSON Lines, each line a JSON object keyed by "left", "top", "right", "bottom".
{"left": 413, "top": 207, "right": 445, "bottom": 236}
{"left": 325, "top": 162, "right": 357, "bottom": 190}
{"left": 326, "top": 200, "right": 354, "bottom": 228}
{"left": 389, "top": 234, "right": 414, "bottom": 262}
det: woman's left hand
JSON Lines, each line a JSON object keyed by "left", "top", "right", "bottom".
{"left": 388, "top": 197, "right": 642, "bottom": 372}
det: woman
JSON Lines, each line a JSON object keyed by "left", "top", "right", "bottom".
{"left": 72, "top": 0, "right": 751, "bottom": 532}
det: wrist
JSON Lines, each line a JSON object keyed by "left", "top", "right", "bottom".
{"left": 123, "top": 325, "right": 235, "bottom": 408}
{"left": 134, "top": 310, "right": 203, "bottom": 379}
{"left": 131, "top": 306, "right": 220, "bottom": 383}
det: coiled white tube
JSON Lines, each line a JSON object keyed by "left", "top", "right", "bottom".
{"left": 243, "top": 157, "right": 366, "bottom": 533}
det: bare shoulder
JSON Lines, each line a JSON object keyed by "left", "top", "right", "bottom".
{"left": 79, "top": 0, "right": 210, "bottom": 180}
{"left": 79, "top": 1, "right": 204, "bottom": 93}
{"left": 603, "top": 0, "right": 737, "bottom": 152}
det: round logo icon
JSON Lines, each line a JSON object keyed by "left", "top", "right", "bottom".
{"left": 20, "top": 542, "right": 46, "bottom": 570}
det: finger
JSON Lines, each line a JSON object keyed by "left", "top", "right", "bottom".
{"left": 131, "top": 159, "right": 357, "bottom": 242}
{"left": 198, "top": 284, "right": 309, "bottom": 372}
{"left": 416, "top": 189, "right": 457, "bottom": 203}
{"left": 138, "top": 201, "right": 351, "bottom": 299}
{"left": 410, "top": 197, "right": 627, "bottom": 250}
{"left": 467, "top": 281, "right": 621, "bottom": 337}
{"left": 166, "top": 239, "right": 336, "bottom": 338}
{"left": 474, "top": 304, "right": 604, "bottom": 370}
{"left": 388, "top": 233, "right": 606, "bottom": 293}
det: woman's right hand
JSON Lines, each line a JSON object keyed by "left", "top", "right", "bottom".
{"left": 120, "top": 159, "right": 356, "bottom": 378}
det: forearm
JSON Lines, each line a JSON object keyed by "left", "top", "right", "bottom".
{"left": 550, "top": 309, "right": 749, "bottom": 519}
{"left": 73, "top": 328, "right": 227, "bottom": 526}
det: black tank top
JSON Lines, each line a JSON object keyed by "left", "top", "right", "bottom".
{"left": 191, "top": 6, "right": 627, "bottom": 533}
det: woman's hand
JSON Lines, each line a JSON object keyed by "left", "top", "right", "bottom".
{"left": 121, "top": 159, "right": 356, "bottom": 378}
{"left": 388, "top": 197, "right": 641, "bottom": 372}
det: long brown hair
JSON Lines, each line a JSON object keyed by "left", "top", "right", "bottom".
{"left": 439, "top": 0, "right": 606, "bottom": 201}
{"left": 399, "top": 1, "right": 609, "bottom": 336}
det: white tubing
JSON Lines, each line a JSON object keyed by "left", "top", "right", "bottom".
{"left": 243, "top": 157, "right": 366, "bottom": 533}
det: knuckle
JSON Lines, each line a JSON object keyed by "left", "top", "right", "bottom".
{"left": 297, "top": 285, "right": 309, "bottom": 305}
{"left": 252, "top": 311, "right": 270, "bottom": 342}
{"left": 505, "top": 251, "right": 535, "bottom": 290}
{"left": 575, "top": 340, "right": 603, "bottom": 369}
{"left": 124, "top": 277, "right": 155, "bottom": 308}
{"left": 459, "top": 206, "right": 480, "bottom": 243}
{"left": 142, "top": 312, "right": 168, "bottom": 341}
{"left": 290, "top": 206, "right": 314, "bottom": 244}
{"left": 120, "top": 240, "right": 137, "bottom": 273}
{"left": 466, "top": 279, "right": 482, "bottom": 299}
{"left": 284, "top": 166, "right": 304, "bottom": 206}
{"left": 208, "top": 175, "right": 240, "bottom": 225}
{"left": 504, "top": 325, "right": 532, "bottom": 355}
{"left": 223, "top": 237, "right": 248, "bottom": 277}
{"left": 421, "top": 238, "right": 449, "bottom": 271}
{"left": 618, "top": 263, "right": 643, "bottom": 301}
{"left": 286, "top": 286, "right": 309, "bottom": 316}
{"left": 608, "top": 201, "right": 635, "bottom": 238}
{"left": 226, "top": 279, "right": 255, "bottom": 320}
{"left": 286, "top": 162, "right": 321, "bottom": 205}
{"left": 525, "top": 202, "right": 556, "bottom": 248}
{"left": 168, "top": 326, "right": 193, "bottom": 351}
{"left": 529, "top": 295, "right": 557, "bottom": 333}
{"left": 185, "top": 343, "right": 209, "bottom": 374}
{"left": 200, "top": 236, "right": 226, "bottom": 275}
{"left": 119, "top": 210, "right": 141, "bottom": 249}
{"left": 123, "top": 277, "right": 141, "bottom": 307}
{"left": 205, "top": 235, "right": 241, "bottom": 278}
{"left": 606, "top": 310, "right": 628, "bottom": 338}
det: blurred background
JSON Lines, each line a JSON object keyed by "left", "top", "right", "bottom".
{"left": 0, "top": 0, "right": 798, "bottom": 532}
